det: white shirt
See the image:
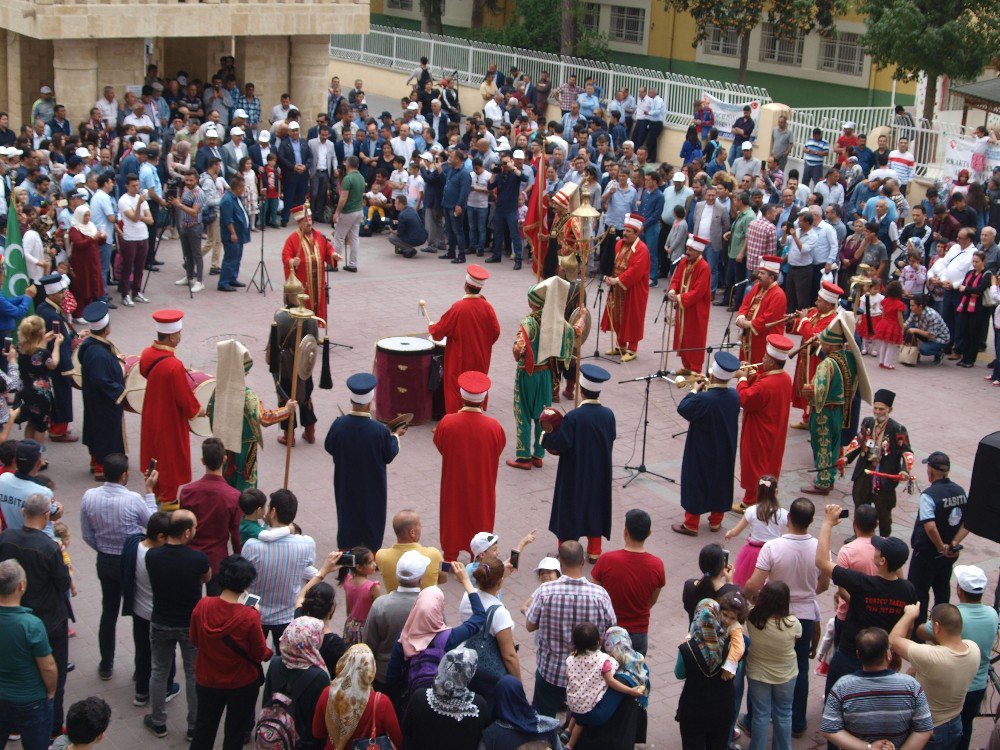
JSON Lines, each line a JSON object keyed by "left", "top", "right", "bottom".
{"left": 123, "top": 113, "right": 155, "bottom": 143}
{"left": 312, "top": 139, "right": 335, "bottom": 172}
{"left": 134, "top": 543, "right": 154, "bottom": 621}
{"left": 483, "top": 99, "right": 504, "bottom": 124}
{"left": 269, "top": 104, "right": 291, "bottom": 125}
{"left": 942, "top": 243, "right": 976, "bottom": 286}
{"left": 744, "top": 505, "right": 790, "bottom": 544}
{"left": 390, "top": 136, "right": 415, "bottom": 167}
{"left": 697, "top": 202, "right": 716, "bottom": 240}
{"left": 95, "top": 97, "right": 118, "bottom": 128}
{"left": 22, "top": 229, "right": 47, "bottom": 282}
{"left": 118, "top": 192, "right": 151, "bottom": 242}
{"left": 459, "top": 590, "right": 515, "bottom": 635}
{"left": 468, "top": 169, "right": 491, "bottom": 209}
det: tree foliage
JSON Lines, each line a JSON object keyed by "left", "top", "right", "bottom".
{"left": 473, "top": 0, "right": 610, "bottom": 60}
{"left": 858, "top": 0, "right": 1000, "bottom": 119}
{"left": 663, "top": 0, "right": 848, "bottom": 82}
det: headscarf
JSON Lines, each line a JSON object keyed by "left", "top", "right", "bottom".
{"left": 493, "top": 675, "right": 561, "bottom": 735}
{"left": 213, "top": 339, "right": 251, "bottom": 453}
{"left": 604, "top": 627, "right": 651, "bottom": 709}
{"left": 173, "top": 140, "right": 191, "bottom": 159}
{"left": 689, "top": 599, "right": 726, "bottom": 672}
{"left": 324, "top": 644, "right": 376, "bottom": 750}
{"left": 400, "top": 586, "right": 448, "bottom": 658}
{"left": 279, "top": 616, "right": 330, "bottom": 674}
{"left": 426, "top": 647, "right": 479, "bottom": 721}
{"left": 71, "top": 204, "right": 97, "bottom": 238}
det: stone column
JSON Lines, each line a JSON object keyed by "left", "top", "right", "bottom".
{"left": 0, "top": 33, "right": 9, "bottom": 122}
{"left": 755, "top": 102, "right": 792, "bottom": 162}
{"left": 53, "top": 39, "right": 99, "bottom": 125}
{"left": 289, "top": 35, "right": 329, "bottom": 122}
{"left": 97, "top": 39, "right": 146, "bottom": 108}
{"left": 237, "top": 35, "right": 289, "bottom": 131}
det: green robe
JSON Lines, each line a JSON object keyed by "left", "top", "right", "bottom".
{"left": 513, "top": 313, "right": 573, "bottom": 460}
{"left": 808, "top": 350, "right": 858, "bottom": 489}
{"left": 209, "top": 389, "right": 283, "bottom": 492}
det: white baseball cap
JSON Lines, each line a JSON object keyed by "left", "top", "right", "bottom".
{"left": 672, "top": 172, "right": 686, "bottom": 182}
{"left": 258, "top": 130, "right": 271, "bottom": 142}
{"left": 535, "top": 557, "right": 561, "bottom": 573}
{"left": 512, "top": 149, "right": 525, "bottom": 159}
{"left": 470, "top": 532, "right": 499, "bottom": 557}
{"left": 230, "top": 126, "right": 245, "bottom": 137}
{"left": 232, "top": 109, "right": 249, "bottom": 119}
{"left": 288, "top": 121, "right": 300, "bottom": 131}
{"left": 74, "top": 147, "right": 90, "bottom": 159}
{"left": 954, "top": 565, "right": 988, "bottom": 594}
{"left": 406, "top": 102, "right": 419, "bottom": 111}
{"left": 396, "top": 550, "right": 431, "bottom": 583}
{"left": 741, "top": 141, "right": 753, "bottom": 150}
{"left": 843, "top": 121, "right": 855, "bottom": 130}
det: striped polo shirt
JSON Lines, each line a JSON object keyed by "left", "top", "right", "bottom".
{"left": 821, "top": 669, "right": 933, "bottom": 746}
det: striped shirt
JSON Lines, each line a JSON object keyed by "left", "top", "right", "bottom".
{"left": 888, "top": 149, "right": 916, "bottom": 184}
{"left": 803, "top": 138, "right": 830, "bottom": 167}
{"left": 821, "top": 669, "right": 933, "bottom": 746}
{"left": 242, "top": 533, "right": 316, "bottom": 626}
{"left": 525, "top": 575, "right": 616, "bottom": 687}
{"left": 80, "top": 482, "right": 158, "bottom": 555}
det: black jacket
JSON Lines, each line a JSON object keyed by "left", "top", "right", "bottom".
{"left": 0, "top": 527, "right": 72, "bottom": 633}
{"left": 845, "top": 416, "right": 912, "bottom": 489}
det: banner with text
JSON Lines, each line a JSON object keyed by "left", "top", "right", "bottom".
{"left": 701, "top": 93, "right": 762, "bottom": 142}
{"left": 942, "top": 136, "right": 1000, "bottom": 183}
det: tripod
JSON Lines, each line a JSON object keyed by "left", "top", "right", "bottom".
{"left": 142, "top": 202, "right": 187, "bottom": 298}
{"left": 582, "top": 278, "right": 618, "bottom": 364}
{"left": 247, "top": 220, "right": 273, "bottom": 295}
{"left": 620, "top": 373, "right": 677, "bottom": 488}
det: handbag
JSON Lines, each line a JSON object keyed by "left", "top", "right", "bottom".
{"left": 467, "top": 605, "right": 507, "bottom": 682}
{"left": 898, "top": 335, "right": 919, "bottom": 367}
{"left": 222, "top": 634, "right": 266, "bottom": 686}
{"left": 351, "top": 693, "right": 395, "bottom": 750}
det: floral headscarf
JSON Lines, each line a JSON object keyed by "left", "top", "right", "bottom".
{"left": 400, "top": 586, "right": 448, "bottom": 658}
{"left": 605, "top": 626, "right": 651, "bottom": 709}
{"left": 426, "top": 647, "right": 479, "bottom": 721}
{"left": 689, "top": 598, "right": 726, "bottom": 673}
{"left": 324, "top": 644, "right": 376, "bottom": 750}
{"left": 278, "top": 616, "right": 329, "bottom": 674}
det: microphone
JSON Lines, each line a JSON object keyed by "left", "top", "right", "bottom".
{"left": 732, "top": 278, "right": 751, "bottom": 288}
{"left": 671, "top": 255, "right": 684, "bottom": 267}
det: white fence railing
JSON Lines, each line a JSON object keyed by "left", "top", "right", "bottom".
{"left": 329, "top": 24, "right": 771, "bottom": 128}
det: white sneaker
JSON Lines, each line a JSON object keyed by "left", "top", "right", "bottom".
{"left": 122, "top": 295, "right": 134, "bottom": 307}
{"left": 190, "top": 281, "right": 204, "bottom": 293}
{"left": 175, "top": 277, "right": 190, "bottom": 286}
{"left": 134, "top": 293, "right": 150, "bottom": 303}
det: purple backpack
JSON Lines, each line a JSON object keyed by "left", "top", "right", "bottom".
{"left": 407, "top": 629, "right": 451, "bottom": 691}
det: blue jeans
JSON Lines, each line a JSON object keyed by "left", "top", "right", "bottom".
{"left": 792, "top": 619, "right": 814, "bottom": 733}
{"left": 920, "top": 340, "right": 945, "bottom": 360}
{"left": 219, "top": 241, "right": 244, "bottom": 288}
{"left": 443, "top": 208, "right": 467, "bottom": 258}
{"left": 993, "top": 329, "right": 1000, "bottom": 382}
{"left": 628, "top": 631, "right": 648, "bottom": 656}
{"left": 644, "top": 225, "right": 660, "bottom": 281}
{"left": 748, "top": 677, "right": 795, "bottom": 750}
{"left": 704, "top": 242, "right": 720, "bottom": 294}
{"left": 0, "top": 697, "right": 53, "bottom": 750}
{"left": 100, "top": 242, "right": 113, "bottom": 292}
{"left": 468, "top": 206, "right": 488, "bottom": 253}
{"left": 492, "top": 209, "right": 522, "bottom": 260}
{"left": 926, "top": 715, "right": 963, "bottom": 750}
{"left": 802, "top": 163, "right": 824, "bottom": 187}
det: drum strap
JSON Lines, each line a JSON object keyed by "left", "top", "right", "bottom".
{"left": 142, "top": 355, "right": 171, "bottom": 379}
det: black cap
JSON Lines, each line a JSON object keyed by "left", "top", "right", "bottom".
{"left": 922, "top": 451, "right": 950, "bottom": 471}
{"left": 15, "top": 439, "right": 45, "bottom": 463}
{"left": 871, "top": 536, "right": 910, "bottom": 571}
{"left": 380, "top": 111, "right": 392, "bottom": 119}
{"left": 873, "top": 389, "right": 895, "bottom": 407}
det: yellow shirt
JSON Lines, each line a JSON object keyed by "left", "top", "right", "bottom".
{"left": 375, "top": 542, "right": 443, "bottom": 592}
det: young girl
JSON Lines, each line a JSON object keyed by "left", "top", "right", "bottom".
{"left": 856, "top": 276, "right": 883, "bottom": 355}
{"left": 261, "top": 152, "right": 281, "bottom": 228}
{"left": 726, "top": 476, "right": 788, "bottom": 587}
{"left": 338, "top": 546, "right": 381, "bottom": 645}
{"left": 238, "top": 156, "right": 259, "bottom": 231}
{"left": 875, "top": 280, "right": 906, "bottom": 369}
{"left": 53, "top": 520, "right": 79, "bottom": 597}
{"left": 899, "top": 244, "right": 927, "bottom": 304}
{"left": 520, "top": 556, "right": 561, "bottom": 614}
{"left": 717, "top": 590, "right": 749, "bottom": 679}
{"left": 16, "top": 314, "right": 61, "bottom": 441}
{"left": 565, "top": 622, "right": 645, "bottom": 749}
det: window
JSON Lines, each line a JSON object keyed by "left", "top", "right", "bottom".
{"left": 819, "top": 31, "right": 865, "bottom": 76}
{"left": 581, "top": 3, "right": 601, "bottom": 34}
{"left": 704, "top": 25, "right": 739, "bottom": 58}
{"left": 609, "top": 7, "right": 645, "bottom": 44}
{"left": 758, "top": 22, "right": 803, "bottom": 66}
{"left": 386, "top": 0, "right": 413, "bottom": 9}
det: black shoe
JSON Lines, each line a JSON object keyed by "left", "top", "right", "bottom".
{"left": 143, "top": 715, "right": 167, "bottom": 738}
{"left": 476, "top": 250, "right": 485, "bottom": 257}
{"left": 438, "top": 254, "right": 456, "bottom": 260}
{"left": 231, "top": 281, "right": 246, "bottom": 288}
{"left": 344, "top": 266, "right": 357, "bottom": 273}
{"left": 98, "top": 664, "right": 113, "bottom": 681}
{"left": 403, "top": 249, "right": 417, "bottom": 258}
{"left": 485, "top": 256, "right": 501, "bottom": 263}
{"left": 513, "top": 259, "right": 523, "bottom": 270}
{"left": 145, "top": 265, "right": 160, "bottom": 272}
{"left": 268, "top": 223, "right": 280, "bottom": 229}
{"left": 151, "top": 259, "right": 165, "bottom": 266}
{"left": 217, "top": 285, "right": 236, "bottom": 292}
{"left": 712, "top": 300, "right": 728, "bottom": 306}
{"left": 280, "top": 221, "right": 287, "bottom": 228}
{"left": 67, "top": 661, "right": 76, "bottom": 672}
{"left": 451, "top": 257, "right": 466, "bottom": 264}
{"left": 419, "top": 247, "right": 438, "bottom": 253}
{"left": 209, "top": 267, "right": 221, "bottom": 275}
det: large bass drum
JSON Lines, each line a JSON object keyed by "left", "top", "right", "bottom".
{"left": 373, "top": 336, "right": 434, "bottom": 426}
{"left": 186, "top": 370, "right": 216, "bottom": 437}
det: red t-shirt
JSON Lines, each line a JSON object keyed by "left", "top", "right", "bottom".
{"left": 591, "top": 549, "right": 666, "bottom": 633}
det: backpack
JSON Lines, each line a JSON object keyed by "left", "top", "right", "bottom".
{"left": 406, "top": 630, "right": 450, "bottom": 692}
{"left": 253, "top": 691, "right": 298, "bottom": 750}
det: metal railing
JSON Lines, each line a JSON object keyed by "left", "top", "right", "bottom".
{"left": 329, "top": 24, "right": 771, "bottom": 128}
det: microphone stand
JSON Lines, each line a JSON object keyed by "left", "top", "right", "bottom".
{"left": 247, "top": 219, "right": 273, "bottom": 295}
{"left": 582, "top": 277, "right": 618, "bottom": 364}
{"left": 619, "top": 372, "right": 677, "bottom": 488}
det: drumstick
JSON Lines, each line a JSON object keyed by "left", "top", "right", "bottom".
{"left": 418, "top": 300, "right": 432, "bottom": 326}
{"left": 115, "top": 385, "right": 146, "bottom": 405}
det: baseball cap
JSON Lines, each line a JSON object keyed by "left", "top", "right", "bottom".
{"left": 470, "top": 531, "right": 499, "bottom": 557}
{"left": 535, "top": 556, "right": 561, "bottom": 573}
{"left": 40, "top": 86, "right": 53, "bottom": 94}
{"left": 288, "top": 121, "right": 300, "bottom": 131}
{"left": 15, "top": 439, "right": 45, "bottom": 463}
{"left": 954, "top": 565, "right": 988, "bottom": 594}
{"left": 258, "top": 130, "right": 271, "bottom": 142}
{"left": 871, "top": 536, "right": 910, "bottom": 571}
{"left": 843, "top": 121, "right": 855, "bottom": 130}
{"left": 396, "top": 550, "right": 431, "bottom": 583}
{"left": 741, "top": 141, "right": 753, "bottom": 150}
{"left": 512, "top": 149, "right": 525, "bottom": 159}
{"left": 922, "top": 451, "right": 950, "bottom": 471}
{"left": 672, "top": 172, "right": 686, "bottom": 182}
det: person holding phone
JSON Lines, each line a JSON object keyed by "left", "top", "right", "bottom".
{"left": 35, "top": 273, "right": 78, "bottom": 443}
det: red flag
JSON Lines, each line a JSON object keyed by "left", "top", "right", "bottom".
{"left": 524, "top": 149, "right": 548, "bottom": 277}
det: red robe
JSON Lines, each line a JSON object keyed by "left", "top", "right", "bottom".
{"left": 737, "top": 369, "right": 793, "bottom": 505}
{"left": 140, "top": 342, "right": 201, "bottom": 507}
{"left": 600, "top": 237, "right": 650, "bottom": 351}
{"left": 428, "top": 295, "right": 501, "bottom": 414}
{"left": 433, "top": 407, "right": 506, "bottom": 560}
{"left": 668, "top": 256, "right": 712, "bottom": 372}
{"left": 791, "top": 308, "right": 838, "bottom": 412}
{"left": 737, "top": 282, "right": 787, "bottom": 364}
{"left": 68, "top": 228, "right": 104, "bottom": 310}
{"left": 281, "top": 230, "right": 336, "bottom": 327}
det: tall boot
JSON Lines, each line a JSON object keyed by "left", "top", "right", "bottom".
{"left": 303, "top": 424, "right": 316, "bottom": 444}
{"left": 551, "top": 378, "right": 561, "bottom": 403}
{"left": 562, "top": 379, "right": 575, "bottom": 402}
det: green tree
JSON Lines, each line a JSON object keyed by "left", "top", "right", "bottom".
{"left": 858, "top": 0, "right": 1000, "bottom": 121}
{"left": 420, "top": 0, "right": 444, "bottom": 34}
{"left": 474, "top": 0, "right": 610, "bottom": 60}
{"left": 661, "top": 0, "right": 847, "bottom": 84}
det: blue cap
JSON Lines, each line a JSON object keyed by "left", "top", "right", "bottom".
{"left": 346, "top": 373, "right": 377, "bottom": 403}
{"left": 39, "top": 272, "right": 62, "bottom": 286}
{"left": 579, "top": 364, "right": 611, "bottom": 391}
{"left": 712, "top": 352, "right": 741, "bottom": 380}
{"left": 83, "top": 301, "right": 108, "bottom": 322}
